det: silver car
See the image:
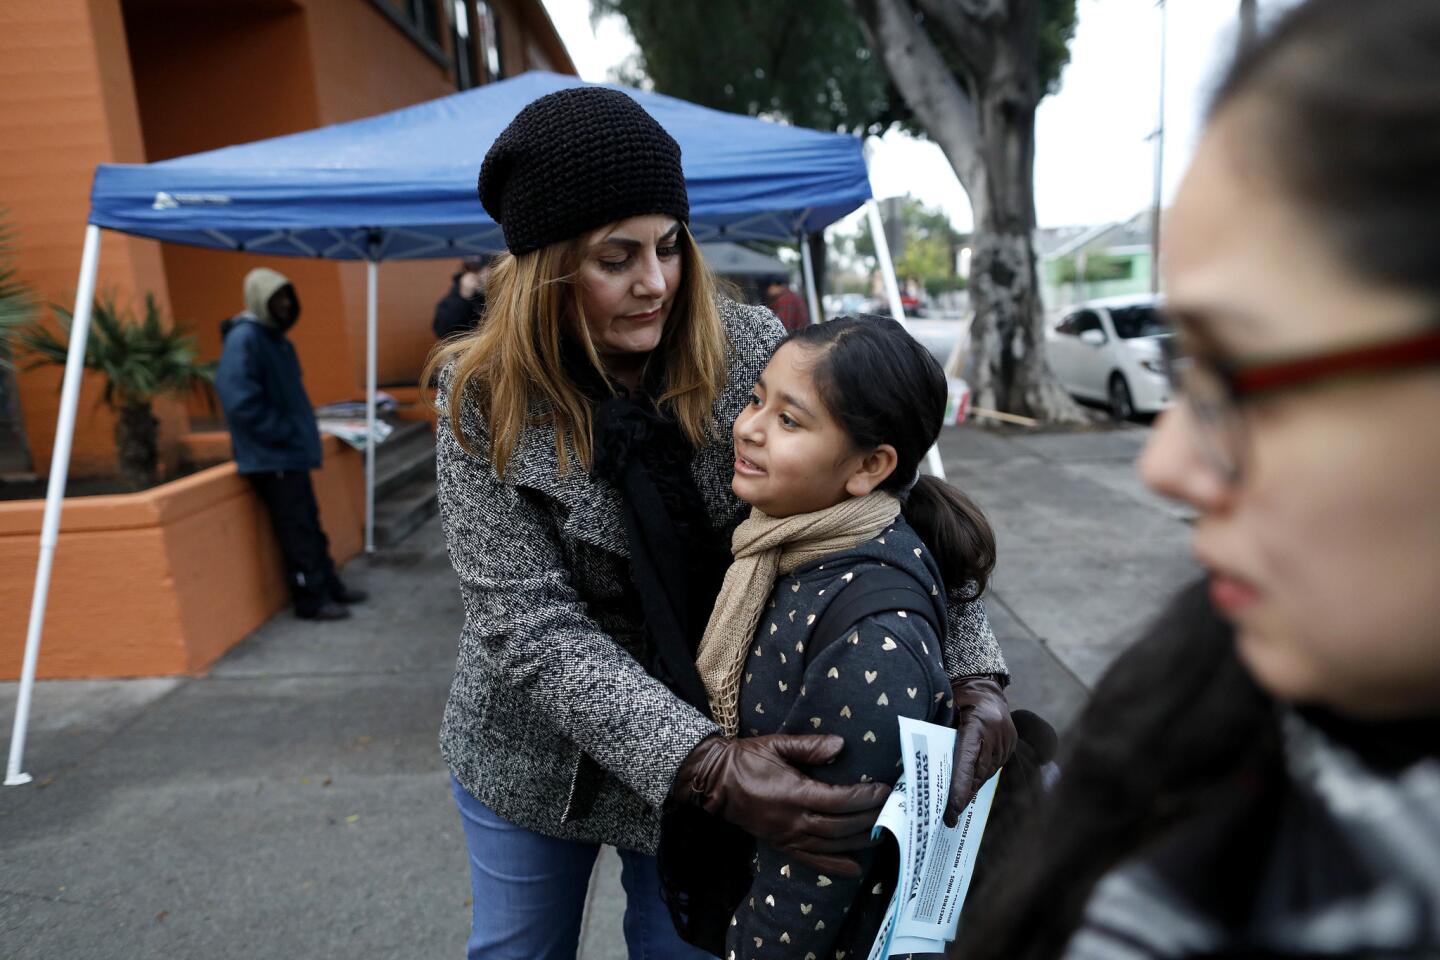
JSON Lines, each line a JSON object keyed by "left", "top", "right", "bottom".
{"left": 1045, "top": 294, "right": 1173, "bottom": 419}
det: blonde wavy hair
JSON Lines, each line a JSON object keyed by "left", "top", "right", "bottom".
{"left": 421, "top": 223, "right": 728, "bottom": 477}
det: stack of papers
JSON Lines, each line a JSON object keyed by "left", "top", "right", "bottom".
{"left": 317, "top": 418, "right": 394, "bottom": 451}
{"left": 866, "top": 717, "right": 1000, "bottom": 959}
{"left": 314, "top": 391, "right": 399, "bottom": 419}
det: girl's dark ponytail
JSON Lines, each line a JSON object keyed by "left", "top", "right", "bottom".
{"left": 904, "top": 475, "right": 995, "bottom": 602}
{"left": 786, "top": 316, "right": 996, "bottom": 599}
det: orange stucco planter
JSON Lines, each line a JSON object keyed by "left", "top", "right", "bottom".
{"left": 0, "top": 437, "right": 363, "bottom": 679}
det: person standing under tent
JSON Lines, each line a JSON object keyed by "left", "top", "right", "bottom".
{"left": 216, "top": 267, "right": 368, "bottom": 622}
{"left": 432, "top": 255, "right": 495, "bottom": 340}
{"left": 765, "top": 273, "right": 810, "bottom": 333}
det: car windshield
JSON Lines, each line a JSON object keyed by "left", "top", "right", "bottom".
{"left": 1110, "top": 306, "right": 1170, "bottom": 339}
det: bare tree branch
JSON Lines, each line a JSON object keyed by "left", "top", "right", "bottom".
{"left": 915, "top": 0, "right": 995, "bottom": 76}
{"left": 848, "top": 0, "right": 986, "bottom": 194}
{"left": 844, "top": 0, "right": 1090, "bottom": 421}
{"left": 954, "top": 0, "right": 1007, "bottom": 19}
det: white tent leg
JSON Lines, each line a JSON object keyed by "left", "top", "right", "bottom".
{"left": 798, "top": 232, "right": 822, "bottom": 325}
{"left": 6, "top": 224, "right": 102, "bottom": 787}
{"left": 925, "top": 444, "right": 946, "bottom": 480}
{"left": 865, "top": 199, "right": 907, "bottom": 328}
{"left": 865, "top": 201, "right": 944, "bottom": 478}
{"left": 365, "top": 259, "right": 377, "bottom": 554}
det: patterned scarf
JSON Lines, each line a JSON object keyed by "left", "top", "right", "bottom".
{"left": 695, "top": 492, "right": 902, "bottom": 737}
{"left": 1064, "top": 708, "right": 1440, "bottom": 958}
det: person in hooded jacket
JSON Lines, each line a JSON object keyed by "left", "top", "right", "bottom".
{"left": 432, "top": 256, "right": 494, "bottom": 341}
{"left": 216, "top": 267, "right": 367, "bottom": 621}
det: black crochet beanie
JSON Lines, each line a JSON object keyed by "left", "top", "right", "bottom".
{"left": 478, "top": 86, "right": 690, "bottom": 255}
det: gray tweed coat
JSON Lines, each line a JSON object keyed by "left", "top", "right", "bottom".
{"left": 435, "top": 298, "right": 1008, "bottom": 853}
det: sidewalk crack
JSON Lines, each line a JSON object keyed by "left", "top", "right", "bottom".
{"left": 988, "top": 590, "right": 1090, "bottom": 693}
{"left": 0, "top": 887, "right": 90, "bottom": 907}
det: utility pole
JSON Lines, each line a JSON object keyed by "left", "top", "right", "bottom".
{"left": 1149, "top": 0, "right": 1168, "bottom": 295}
{"left": 1238, "top": 0, "right": 1260, "bottom": 54}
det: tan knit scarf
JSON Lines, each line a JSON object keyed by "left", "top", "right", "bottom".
{"left": 695, "top": 492, "right": 902, "bottom": 737}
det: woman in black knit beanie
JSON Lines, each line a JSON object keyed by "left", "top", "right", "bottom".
{"left": 422, "top": 85, "right": 1016, "bottom": 959}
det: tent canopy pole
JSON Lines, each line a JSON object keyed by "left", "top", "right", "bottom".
{"left": 7, "top": 224, "right": 103, "bottom": 787}
{"left": 798, "top": 232, "right": 822, "bottom": 325}
{"left": 864, "top": 200, "right": 946, "bottom": 479}
{"left": 865, "top": 199, "right": 907, "bottom": 328}
{"left": 365, "top": 256, "right": 378, "bottom": 554}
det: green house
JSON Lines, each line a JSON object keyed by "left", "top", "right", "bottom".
{"left": 1038, "top": 212, "right": 1154, "bottom": 316}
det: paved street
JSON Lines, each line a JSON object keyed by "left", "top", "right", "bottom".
{"left": 0, "top": 423, "right": 1197, "bottom": 959}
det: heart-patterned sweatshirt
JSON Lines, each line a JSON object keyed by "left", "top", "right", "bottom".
{"left": 727, "top": 516, "right": 957, "bottom": 960}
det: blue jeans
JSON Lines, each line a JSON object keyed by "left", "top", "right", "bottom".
{"left": 451, "top": 776, "right": 717, "bottom": 960}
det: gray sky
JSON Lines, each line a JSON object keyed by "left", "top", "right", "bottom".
{"left": 541, "top": 0, "right": 1288, "bottom": 233}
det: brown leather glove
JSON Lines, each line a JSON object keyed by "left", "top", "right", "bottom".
{"left": 671, "top": 733, "right": 891, "bottom": 877}
{"left": 944, "top": 674, "right": 1017, "bottom": 827}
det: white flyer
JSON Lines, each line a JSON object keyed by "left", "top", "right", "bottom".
{"left": 865, "top": 717, "right": 1001, "bottom": 959}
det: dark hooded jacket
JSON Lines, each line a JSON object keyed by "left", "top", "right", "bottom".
{"left": 215, "top": 268, "right": 322, "bottom": 474}
{"left": 432, "top": 273, "right": 485, "bottom": 340}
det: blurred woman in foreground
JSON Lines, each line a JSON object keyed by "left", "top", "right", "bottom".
{"left": 961, "top": 1, "right": 1440, "bottom": 956}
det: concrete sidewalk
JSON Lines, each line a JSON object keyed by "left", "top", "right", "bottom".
{"left": 0, "top": 538, "right": 469, "bottom": 958}
{"left": 0, "top": 424, "right": 1197, "bottom": 959}
{"left": 942, "top": 424, "right": 1198, "bottom": 729}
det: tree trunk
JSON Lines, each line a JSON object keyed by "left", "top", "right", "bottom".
{"left": 115, "top": 401, "right": 159, "bottom": 491}
{"left": 966, "top": 82, "right": 1088, "bottom": 422}
{"left": 849, "top": 0, "right": 1089, "bottom": 424}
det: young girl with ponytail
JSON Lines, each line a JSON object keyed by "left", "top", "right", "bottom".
{"left": 671, "top": 315, "right": 1001, "bottom": 959}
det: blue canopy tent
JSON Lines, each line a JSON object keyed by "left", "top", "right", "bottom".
{"left": 86, "top": 70, "right": 879, "bottom": 552}
{"left": 88, "top": 71, "right": 872, "bottom": 257}
{"left": 9, "top": 71, "right": 914, "bottom": 786}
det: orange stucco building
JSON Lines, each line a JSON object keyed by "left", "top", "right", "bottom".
{"left": 0, "top": 0, "right": 575, "bottom": 479}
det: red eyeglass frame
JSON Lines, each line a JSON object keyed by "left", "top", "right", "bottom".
{"left": 1224, "top": 327, "right": 1440, "bottom": 398}
{"left": 1161, "top": 326, "right": 1440, "bottom": 401}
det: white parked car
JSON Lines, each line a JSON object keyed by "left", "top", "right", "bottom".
{"left": 1046, "top": 295, "right": 1173, "bottom": 419}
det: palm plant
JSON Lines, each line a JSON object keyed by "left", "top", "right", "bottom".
{"left": 20, "top": 292, "right": 216, "bottom": 490}
{"left": 0, "top": 216, "right": 35, "bottom": 370}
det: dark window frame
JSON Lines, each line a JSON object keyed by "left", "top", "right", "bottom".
{"left": 410, "top": 0, "right": 443, "bottom": 45}
{"left": 475, "top": 1, "right": 504, "bottom": 82}
{"left": 1110, "top": 305, "right": 1170, "bottom": 340}
{"left": 1058, "top": 309, "right": 1103, "bottom": 337}
{"left": 1073, "top": 311, "right": 1104, "bottom": 336}
{"left": 450, "top": 0, "right": 477, "bottom": 89}
{"left": 366, "top": 0, "right": 451, "bottom": 69}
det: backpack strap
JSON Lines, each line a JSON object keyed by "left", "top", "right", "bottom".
{"left": 805, "top": 566, "right": 943, "bottom": 668}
